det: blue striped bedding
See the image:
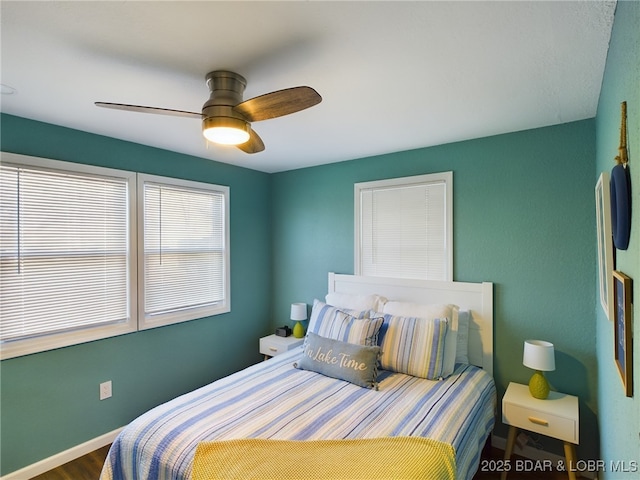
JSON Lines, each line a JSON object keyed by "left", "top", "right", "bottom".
{"left": 100, "top": 347, "right": 496, "bottom": 480}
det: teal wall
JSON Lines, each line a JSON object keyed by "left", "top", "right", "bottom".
{"left": 594, "top": 1, "right": 640, "bottom": 478}
{"left": 271, "top": 120, "right": 598, "bottom": 461}
{"left": 0, "top": 114, "right": 273, "bottom": 475}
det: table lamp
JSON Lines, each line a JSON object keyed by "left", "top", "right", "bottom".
{"left": 523, "top": 340, "right": 555, "bottom": 399}
{"left": 290, "top": 303, "right": 307, "bottom": 338}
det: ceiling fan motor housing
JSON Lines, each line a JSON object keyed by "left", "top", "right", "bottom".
{"left": 202, "top": 70, "right": 249, "bottom": 122}
{"left": 201, "top": 71, "right": 252, "bottom": 143}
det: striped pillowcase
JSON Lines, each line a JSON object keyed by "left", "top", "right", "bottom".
{"left": 308, "top": 299, "right": 383, "bottom": 346}
{"left": 378, "top": 314, "right": 449, "bottom": 379}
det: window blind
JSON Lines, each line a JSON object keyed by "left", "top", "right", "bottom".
{"left": 356, "top": 174, "right": 451, "bottom": 281}
{"left": 142, "top": 180, "right": 227, "bottom": 324}
{"left": 0, "top": 163, "right": 130, "bottom": 344}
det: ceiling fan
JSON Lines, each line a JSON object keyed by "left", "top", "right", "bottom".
{"left": 95, "top": 70, "right": 322, "bottom": 154}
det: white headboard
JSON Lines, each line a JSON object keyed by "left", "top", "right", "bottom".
{"left": 328, "top": 273, "right": 494, "bottom": 376}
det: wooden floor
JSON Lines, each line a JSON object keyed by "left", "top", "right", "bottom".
{"left": 30, "top": 444, "right": 571, "bottom": 480}
{"left": 30, "top": 445, "right": 110, "bottom": 480}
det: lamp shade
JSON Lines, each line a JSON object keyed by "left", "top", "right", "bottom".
{"left": 290, "top": 303, "right": 307, "bottom": 321}
{"left": 523, "top": 340, "right": 555, "bottom": 372}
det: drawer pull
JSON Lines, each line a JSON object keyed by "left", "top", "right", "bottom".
{"left": 269, "top": 347, "right": 278, "bottom": 352}
{"left": 528, "top": 416, "right": 549, "bottom": 427}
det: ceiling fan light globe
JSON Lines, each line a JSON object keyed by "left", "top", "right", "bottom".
{"left": 204, "top": 127, "right": 250, "bottom": 145}
{"left": 202, "top": 117, "right": 250, "bottom": 145}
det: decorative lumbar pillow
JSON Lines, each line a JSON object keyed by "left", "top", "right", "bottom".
{"left": 294, "top": 332, "right": 381, "bottom": 389}
{"left": 382, "top": 302, "right": 459, "bottom": 377}
{"left": 378, "top": 314, "right": 448, "bottom": 380}
{"left": 308, "top": 299, "right": 383, "bottom": 346}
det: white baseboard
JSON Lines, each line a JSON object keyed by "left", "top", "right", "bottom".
{"left": 1, "top": 427, "right": 123, "bottom": 480}
{"left": 492, "top": 434, "right": 596, "bottom": 480}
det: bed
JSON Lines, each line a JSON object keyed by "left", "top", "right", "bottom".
{"left": 100, "top": 273, "right": 496, "bottom": 480}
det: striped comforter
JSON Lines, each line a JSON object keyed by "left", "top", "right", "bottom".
{"left": 101, "top": 348, "right": 496, "bottom": 480}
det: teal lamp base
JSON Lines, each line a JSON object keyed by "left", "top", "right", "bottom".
{"left": 293, "top": 321, "right": 305, "bottom": 338}
{"left": 528, "top": 370, "right": 550, "bottom": 399}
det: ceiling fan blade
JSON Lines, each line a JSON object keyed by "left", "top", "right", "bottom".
{"left": 233, "top": 86, "right": 321, "bottom": 122}
{"left": 95, "top": 102, "right": 202, "bottom": 119}
{"left": 236, "top": 129, "right": 265, "bottom": 154}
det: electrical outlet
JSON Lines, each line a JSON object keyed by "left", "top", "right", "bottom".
{"left": 100, "top": 380, "right": 112, "bottom": 400}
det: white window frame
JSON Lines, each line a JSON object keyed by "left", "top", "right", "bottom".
{"left": 0, "top": 153, "right": 138, "bottom": 360}
{"left": 137, "top": 174, "right": 230, "bottom": 330}
{"left": 355, "top": 172, "right": 453, "bottom": 281}
{"left": 0, "top": 153, "right": 231, "bottom": 360}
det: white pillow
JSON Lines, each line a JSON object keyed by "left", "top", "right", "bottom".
{"left": 382, "top": 301, "right": 459, "bottom": 378}
{"left": 325, "top": 292, "right": 387, "bottom": 312}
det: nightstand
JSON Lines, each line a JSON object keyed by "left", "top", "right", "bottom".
{"left": 501, "top": 382, "right": 579, "bottom": 480}
{"left": 259, "top": 334, "right": 304, "bottom": 360}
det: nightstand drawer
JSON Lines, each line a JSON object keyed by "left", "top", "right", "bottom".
{"left": 260, "top": 334, "right": 303, "bottom": 357}
{"left": 503, "top": 401, "right": 577, "bottom": 443}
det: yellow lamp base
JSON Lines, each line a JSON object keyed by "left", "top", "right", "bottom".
{"left": 528, "top": 370, "right": 550, "bottom": 399}
{"left": 293, "top": 321, "right": 305, "bottom": 338}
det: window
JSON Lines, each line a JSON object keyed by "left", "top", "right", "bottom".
{"left": 0, "top": 153, "right": 230, "bottom": 360}
{"left": 0, "top": 154, "right": 137, "bottom": 359}
{"left": 138, "top": 174, "right": 230, "bottom": 329}
{"left": 355, "top": 172, "right": 452, "bottom": 281}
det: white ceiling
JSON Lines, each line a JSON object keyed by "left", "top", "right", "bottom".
{"left": 1, "top": 1, "right": 616, "bottom": 173}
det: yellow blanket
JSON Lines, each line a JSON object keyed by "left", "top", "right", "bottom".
{"left": 192, "top": 436, "right": 456, "bottom": 480}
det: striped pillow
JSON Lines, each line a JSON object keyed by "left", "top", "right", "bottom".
{"left": 382, "top": 302, "right": 459, "bottom": 378}
{"left": 308, "top": 299, "right": 383, "bottom": 346}
{"left": 378, "top": 314, "right": 449, "bottom": 379}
